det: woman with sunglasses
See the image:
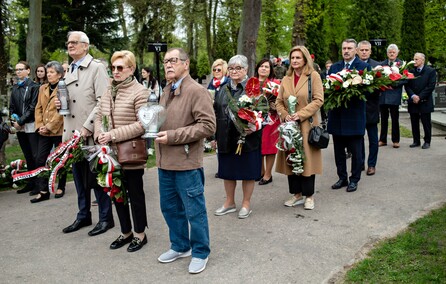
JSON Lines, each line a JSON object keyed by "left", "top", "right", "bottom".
{"left": 207, "top": 59, "right": 228, "bottom": 100}
{"left": 94, "top": 50, "right": 149, "bottom": 252}
{"left": 254, "top": 59, "right": 281, "bottom": 186}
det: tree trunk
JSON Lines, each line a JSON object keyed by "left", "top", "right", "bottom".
{"left": 291, "top": 0, "right": 306, "bottom": 46}
{"left": 205, "top": 0, "right": 213, "bottom": 67}
{"left": 0, "top": 0, "right": 9, "bottom": 97}
{"left": 26, "top": 0, "right": 42, "bottom": 80}
{"left": 237, "top": 0, "right": 262, "bottom": 77}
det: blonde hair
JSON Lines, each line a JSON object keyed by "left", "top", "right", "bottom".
{"left": 286, "top": 46, "right": 314, "bottom": 76}
{"left": 211, "top": 59, "right": 228, "bottom": 76}
{"left": 111, "top": 50, "right": 136, "bottom": 69}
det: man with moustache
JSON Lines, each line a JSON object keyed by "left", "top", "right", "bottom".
{"left": 57, "top": 31, "right": 114, "bottom": 236}
{"left": 405, "top": 53, "right": 436, "bottom": 149}
{"left": 155, "top": 48, "right": 216, "bottom": 274}
{"left": 327, "top": 39, "right": 370, "bottom": 192}
{"left": 357, "top": 40, "right": 380, "bottom": 176}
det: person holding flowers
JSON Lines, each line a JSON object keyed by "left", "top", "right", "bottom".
{"left": 254, "top": 58, "right": 280, "bottom": 185}
{"left": 378, "top": 44, "right": 405, "bottom": 149}
{"left": 31, "top": 61, "right": 67, "bottom": 203}
{"left": 275, "top": 46, "right": 324, "bottom": 210}
{"left": 214, "top": 55, "right": 263, "bottom": 219}
{"left": 94, "top": 50, "right": 149, "bottom": 252}
{"left": 327, "top": 38, "right": 371, "bottom": 193}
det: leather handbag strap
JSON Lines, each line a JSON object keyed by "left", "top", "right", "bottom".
{"left": 307, "top": 73, "right": 314, "bottom": 125}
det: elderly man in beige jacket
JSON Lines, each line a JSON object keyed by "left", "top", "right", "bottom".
{"left": 56, "top": 31, "right": 113, "bottom": 236}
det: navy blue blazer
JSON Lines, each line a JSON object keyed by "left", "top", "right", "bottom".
{"left": 327, "top": 57, "right": 370, "bottom": 136}
{"left": 406, "top": 65, "right": 437, "bottom": 114}
{"left": 363, "top": 58, "right": 380, "bottom": 124}
{"left": 379, "top": 58, "right": 405, "bottom": 106}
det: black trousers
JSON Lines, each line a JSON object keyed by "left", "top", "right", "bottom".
{"left": 410, "top": 112, "right": 432, "bottom": 144}
{"left": 379, "top": 104, "right": 400, "bottom": 143}
{"left": 35, "top": 135, "right": 67, "bottom": 192}
{"left": 114, "top": 169, "right": 147, "bottom": 234}
{"left": 287, "top": 174, "right": 315, "bottom": 197}
{"left": 333, "top": 135, "right": 363, "bottom": 183}
{"left": 16, "top": 132, "right": 38, "bottom": 171}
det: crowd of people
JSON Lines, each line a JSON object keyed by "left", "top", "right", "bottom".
{"left": 1, "top": 31, "right": 438, "bottom": 275}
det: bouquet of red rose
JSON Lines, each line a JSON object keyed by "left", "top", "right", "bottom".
{"left": 323, "top": 68, "right": 392, "bottom": 110}
{"left": 373, "top": 60, "right": 415, "bottom": 85}
{"left": 227, "top": 77, "right": 269, "bottom": 155}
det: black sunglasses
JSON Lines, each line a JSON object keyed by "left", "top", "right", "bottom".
{"left": 111, "top": 65, "right": 129, "bottom": 72}
{"left": 213, "top": 68, "right": 222, "bottom": 72}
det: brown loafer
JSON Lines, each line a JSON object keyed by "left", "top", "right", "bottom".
{"left": 366, "top": 167, "right": 376, "bottom": 176}
{"left": 393, "top": 142, "right": 400, "bottom": 148}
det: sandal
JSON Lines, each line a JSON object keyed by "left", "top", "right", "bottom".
{"left": 55, "top": 188, "right": 65, "bottom": 199}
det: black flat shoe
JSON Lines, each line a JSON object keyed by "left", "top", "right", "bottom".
{"left": 127, "top": 235, "right": 147, "bottom": 252}
{"left": 255, "top": 175, "right": 264, "bottom": 182}
{"left": 110, "top": 234, "right": 134, "bottom": 250}
{"left": 63, "top": 219, "right": 92, "bottom": 233}
{"left": 258, "top": 177, "right": 272, "bottom": 185}
{"left": 88, "top": 220, "right": 115, "bottom": 236}
{"left": 54, "top": 188, "right": 65, "bottom": 199}
{"left": 30, "top": 192, "right": 50, "bottom": 203}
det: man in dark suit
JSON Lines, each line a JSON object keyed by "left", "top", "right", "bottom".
{"left": 357, "top": 40, "right": 380, "bottom": 176}
{"left": 327, "top": 39, "right": 370, "bottom": 192}
{"left": 379, "top": 44, "right": 404, "bottom": 149}
{"left": 405, "top": 53, "right": 436, "bottom": 149}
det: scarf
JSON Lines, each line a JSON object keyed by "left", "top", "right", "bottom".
{"left": 111, "top": 76, "right": 133, "bottom": 99}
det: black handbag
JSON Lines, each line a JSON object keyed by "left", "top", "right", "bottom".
{"left": 307, "top": 74, "right": 330, "bottom": 149}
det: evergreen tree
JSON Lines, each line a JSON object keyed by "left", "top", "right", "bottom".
{"left": 400, "top": 0, "right": 425, "bottom": 60}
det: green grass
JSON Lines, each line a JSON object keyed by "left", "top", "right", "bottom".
{"left": 344, "top": 204, "right": 446, "bottom": 283}
{"left": 379, "top": 120, "right": 413, "bottom": 138}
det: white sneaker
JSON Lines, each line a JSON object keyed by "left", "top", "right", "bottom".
{"left": 158, "top": 249, "right": 191, "bottom": 263}
{"left": 284, "top": 195, "right": 304, "bottom": 207}
{"left": 188, "top": 257, "right": 208, "bottom": 274}
{"left": 304, "top": 197, "right": 315, "bottom": 210}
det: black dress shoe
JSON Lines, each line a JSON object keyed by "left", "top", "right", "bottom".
{"left": 29, "top": 190, "right": 40, "bottom": 196}
{"left": 409, "top": 142, "right": 420, "bottom": 148}
{"left": 127, "top": 235, "right": 147, "bottom": 252}
{"left": 110, "top": 234, "right": 134, "bottom": 250}
{"left": 331, "top": 179, "right": 348, "bottom": 189}
{"left": 422, "top": 142, "right": 430, "bottom": 149}
{"left": 346, "top": 181, "right": 358, "bottom": 192}
{"left": 255, "top": 175, "right": 264, "bottom": 182}
{"left": 30, "top": 192, "right": 50, "bottom": 203}
{"left": 258, "top": 177, "right": 272, "bottom": 185}
{"left": 88, "top": 220, "right": 115, "bottom": 236}
{"left": 63, "top": 219, "right": 92, "bottom": 233}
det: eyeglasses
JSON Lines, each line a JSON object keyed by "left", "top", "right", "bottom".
{"left": 15, "top": 68, "right": 25, "bottom": 72}
{"left": 111, "top": 65, "right": 130, "bottom": 72}
{"left": 228, "top": 66, "right": 244, "bottom": 72}
{"left": 213, "top": 68, "right": 222, "bottom": 72}
{"left": 65, "top": 41, "right": 86, "bottom": 47}
{"left": 163, "top": 57, "right": 186, "bottom": 65}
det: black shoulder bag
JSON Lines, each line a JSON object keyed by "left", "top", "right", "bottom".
{"left": 307, "top": 74, "right": 330, "bottom": 149}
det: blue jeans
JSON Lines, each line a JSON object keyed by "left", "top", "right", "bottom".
{"left": 158, "top": 168, "right": 210, "bottom": 259}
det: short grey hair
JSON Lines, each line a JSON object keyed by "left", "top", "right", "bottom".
{"left": 67, "top": 31, "right": 90, "bottom": 50}
{"left": 414, "top": 52, "right": 426, "bottom": 61}
{"left": 387, "top": 44, "right": 399, "bottom": 52}
{"left": 358, "top": 40, "right": 372, "bottom": 48}
{"left": 343, "top": 38, "right": 357, "bottom": 47}
{"left": 228, "top": 55, "right": 248, "bottom": 69}
{"left": 45, "top": 61, "right": 64, "bottom": 76}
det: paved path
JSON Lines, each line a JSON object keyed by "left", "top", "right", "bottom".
{"left": 0, "top": 124, "right": 445, "bottom": 283}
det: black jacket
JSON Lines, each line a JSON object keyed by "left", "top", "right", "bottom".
{"left": 9, "top": 78, "right": 39, "bottom": 126}
{"left": 406, "top": 65, "right": 437, "bottom": 114}
{"left": 214, "top": 80, "right": 262, "bottom": 154}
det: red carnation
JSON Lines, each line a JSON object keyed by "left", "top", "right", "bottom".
{"left": 55, "top": 158, "right": 60, "bottom": 162}
{"left": 245, "top": 77, "right": 261, "bottom": 97}
{"left": 334, "top": 85, "right": 341, "bottom": 90}
{"left": 358, "top": 70, "right": 364, "bottom": 75}
{"left": 375, "top": 71, "right": 382, "bottom": 78}
{"left": 116, "top": 197, "right": 124, "bottom": 203}
{"left": 69, "top": 154, "right": 73, "bottom": 158}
